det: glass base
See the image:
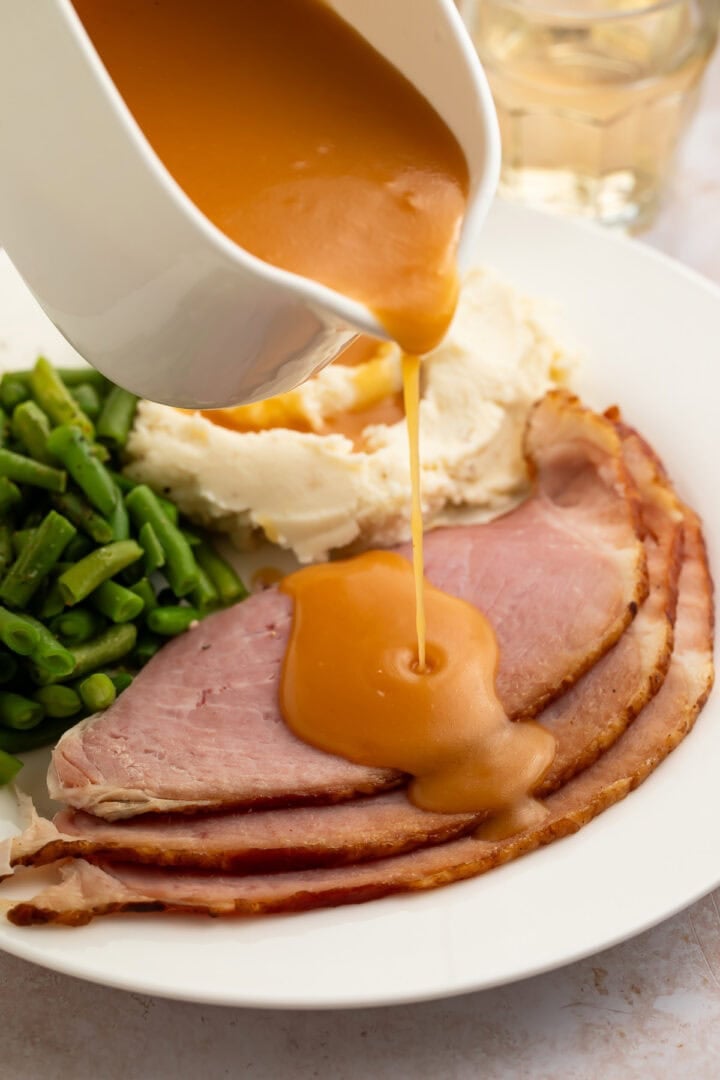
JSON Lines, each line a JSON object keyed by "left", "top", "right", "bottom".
{"left": 498, "top": 166, "right": 662, "bottom": 233}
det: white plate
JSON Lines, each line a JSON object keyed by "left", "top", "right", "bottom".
{"left": 0, "top": 200, "right": 718, "bottom": 1010}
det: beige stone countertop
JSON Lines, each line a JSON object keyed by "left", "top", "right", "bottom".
{"left": 3, "top": 44, "right": 720, "bottom": 1080}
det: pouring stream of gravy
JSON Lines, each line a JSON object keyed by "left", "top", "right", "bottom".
{"left": 75, "top": 0, "right": 555, "bottom": 826}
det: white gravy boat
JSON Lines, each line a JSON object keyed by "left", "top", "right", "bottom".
{"left": 0, "top": 0, "right": 500, "bottom": 408}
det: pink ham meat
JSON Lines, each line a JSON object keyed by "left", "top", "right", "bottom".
{"left": 8, "top": 794, "right": 477, "bottom": 874}
{"left": 538, "top": 422, "right": 683, "bottom": 791}
{"left": 6, "top": 419, "right": 677, "bottom": 876}
{"left": 47, "top": 392, "right": 646, "bottom": 820}
{"left": 8, "top": 512, "right": 710, "bottom": 926}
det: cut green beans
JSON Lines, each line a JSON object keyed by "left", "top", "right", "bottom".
{"left": 77, "top": 672, "right": 116, "bottom": 712}
{"left": 68, "top": 623, "right": 137, "bottom": 679}
{"left": 57, "top": 540, "right": 143, "bottom": 606}
{"left": 51, "top": 491, "right": 114, "bottom": 544}
{"left": 12, "top": 528, "right": 37, "bottom": 557}
{"left": 0, "top": 509, "right": 76, "bottom": 609}
{"left": 107, "top": 495, "right": 130, "bottom": 541}
{"left": 135, "top": 631, "right": 161, "bottom": 667}
{"left": 0, "top": 606, "right": 39, "bottom": 656}
{"left": 108, "top": 671, "right": 133, "bottom": 694}
{"left": 0, "top": 476, "right": 22, "bottom": 515}
{"left": 191, "top": 564, "right": 219, "bottom": 610}
{"left": 30, "top": 356, "right": 94, "bottom": 438}
{"left": 129, "top": 577, "right": 157, "bottom": 613}
{"left": 0, "top": 448, "right": 66, "bottom": 492}
{"left": 90, "top": 580, "right": 144, "bottom": 624}
{"left": 0, "top": 374, "right": 30, "bottom": 413}
{"left": 0, "top": 691, "right": 44, "bottom": 731}
{"left": 138, "top": 521, "right": 165, "bottom": 574}
{"left": 147, "top": 605, "right": 200, "bottom": 636}
{"left": 194, "top": 542, "right": 248, "bottom": 605}
{"left": 50, "top": 607, "right": 104, "bottom": 646}
{"left": 70, "top": 382, "right": 102, "bottom": 421}
{"left": 126, "top": 485, "right": 199, "bottom": 597}
{"left": 11, "top": 399, "right": 53, "bottom": 463}
{"left": 96, "top": 386, "right": 138, "bottom": 449}
{"left": 33, "top": 685, "right": 83, "bottom": 719}
{"left": 19, "top": 615, "right": 75, "bottom": 678}
{"left": 63, "top": 534, "right": 94, "bottom": 563}
{"left": 38, "top": 580, "right": 65, "bottom": 619}
{"left": 0, "top": 746, "right": 23, "bottom": 785}
{"left": 45, "top": 425, "right": 117, "bottom": 517}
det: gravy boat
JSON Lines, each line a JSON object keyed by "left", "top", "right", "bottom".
{"left": 0, "top": 0, "right": 500, "bottom": 408}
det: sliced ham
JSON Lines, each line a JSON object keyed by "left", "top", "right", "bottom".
{"left": 48, "top": 392, "right": 646, "bottom": 820}
{"left": 6, "top": 510, "right": 709, "bottom": 926}
{"left": 8, "top": 794, "right": 477, "bottom": 874}
{"left": 538, "top": 423, "right": 683, "bottom": 791}
{"left": 6, "top": 419, "right": 676, "bottom": 876}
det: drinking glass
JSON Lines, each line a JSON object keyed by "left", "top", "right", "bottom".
{"left": 460, "top": 0, "right": 719, "bottom": 228}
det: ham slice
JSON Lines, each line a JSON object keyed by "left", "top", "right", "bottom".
{"left": 6, "top": 419, "right": 676, "bottom": 875}
{"left": 8, "top": 794, "right": 477, "bottom": 874}
{"left": 48, "top": 392, "right": 646, "bottom": 820}
{"left": 7, "top": 511, "right": 709, "bottom": 926}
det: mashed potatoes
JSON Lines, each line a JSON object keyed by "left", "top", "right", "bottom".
{"left": 125, "top": 269, "right": 577, "bottom": 562}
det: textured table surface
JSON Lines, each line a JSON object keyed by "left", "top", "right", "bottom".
{"left": 3, "top": 45, "right": 720, "bottom": 1080}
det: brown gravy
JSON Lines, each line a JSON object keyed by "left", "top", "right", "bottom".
{"left": 280, "top": 552, "right": 555, "bottom": 818}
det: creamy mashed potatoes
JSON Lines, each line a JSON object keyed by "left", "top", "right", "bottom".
{"left": 125, "top": 270, "right": 577, "bottom": 562}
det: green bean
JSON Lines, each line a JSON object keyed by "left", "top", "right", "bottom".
{"left": 19, "top": 615, "right": 75, "bottom": 678}
{"left": 0, "top": 717, "right": 79, "bottom": 755}
{"left": 11, "top": 399, "right": 53, "bottom": 463}
{"left": 0, "top": 526, "right": 12, "bottom": 577}
{"left": 0, "top": 447, "right": 66, "bottom": 492}
{"left": 50, "top": 607, "right": 104, "bottom": 646}
{"left": 0, "top": 691, "right": 44, "bottom": 730}
{"left": 108, "top": 671, "right": 133, "bottom": 694}
{"left": 30, "top": 356, "right": 94, "bottom": 438}
{"left": 57, "top": 540, "right": 142, "bottom": 606}
{"left": 0, "top": 606, "right": 39, "bottom": 656}
{"left": 0, "top": 510, "right": 77, "bottom": 609}
{"left": 109, "top": 472, "right": 179, "bottom": 524}
{"left": 0, "top": 652, "right": 18, "bottom": 684}
{"left": 90, "top": 580, "right": 144, "bottom": 624}
{"left": 38, "top": 580, "right": 65, "bottom": 619}
{"left": 134, "top": 631, "right": 161, "bottom": 666}
{"left": 96, "top": 386, "right": 138, "bottom": 449}
{"left": 0, "top": 746, "right": 22, "bottom": 785}
{"left": 67, "top": 623, "right": 137, "bottom": 679}
{"left": 194, "top": 542, "right": 248, "bottom": 605}
{"left": 33, "top": 685, "right": 83, "bottom": 719}
{"left": 129, "top": 577, "right": 157, "bottom": 613}
{"left": 89, "top": 441, "right": 111, "bottom": 463}
{"left": 63, "top": 533, "right": 94, "bottom": 563}
{"left": 0, "top": 476, "right": 22, "bottom": 515}
{"left": 51, "top": 491, "right": 114, "bottom": 545}
{"left": 0, "top": 374, "right": 30, "bottom": 413}
{"left": 11, "top": 367, "right": 110, "bottom": 392}
{"left": 45, "top": 424, "right": 117, "bottom": 517}
{"left": 180, "top": 525, "right": 202, "bottom": 547}
{"left": 11, "top": 528, "right": 37, "bottom": 557}
{"left": 126, "top": 485, "right": 199, "bottom": 597}
{"left": 191, "top": 564, "right": 219, "bottom": 610}
{"left": 70, "top": 382, "right": 102, "bottom": 421}
{"left": 76, "top": 672, "right": 116, "bottom": 712}
{"left": 147, "top": 605, "right": 200, "bottom": 636}
{"left": 138, "top": 521, "right": 165, "bottom": 574}
{"left": 107, "top": 494, "right": 130, "bottom": 541}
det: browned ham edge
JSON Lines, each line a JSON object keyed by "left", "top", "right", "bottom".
{"left": 47, "top": 392, "right": 647, "bottom": 821}
{"left": 6, "top": 420, "right": 677, "bottom": 877}
{"left": 6, "top": 505, "right": 711, "bottom": 926}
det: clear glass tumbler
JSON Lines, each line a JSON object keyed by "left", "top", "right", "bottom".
{"left": 460, "top": 0, "right": 719, "bottom": 229}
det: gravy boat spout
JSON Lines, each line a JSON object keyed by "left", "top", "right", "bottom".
{"left": 0, "top": 0, "right": 500, "bottom": 409}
